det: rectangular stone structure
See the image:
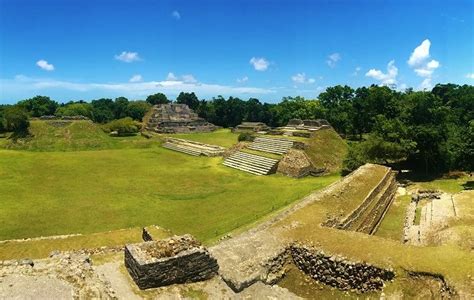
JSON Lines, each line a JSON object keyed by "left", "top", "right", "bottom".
{"left": 124, "top": 235, "right": 219, "bottom": 290}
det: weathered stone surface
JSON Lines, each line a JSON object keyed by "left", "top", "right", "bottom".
{"left": 233, "top": 122, "right": 270, "bottom": 133}
{"left": 277, "top": 149, "right": 313, "bottom": 178}
{"left": 145, "top": 104, "right": 217, "bottom": 133}
{"left": 290, "top": 245, "right": 394, "bottom": 292}
{"left": 125, "top": 235, "right": 219, "bottom": 289}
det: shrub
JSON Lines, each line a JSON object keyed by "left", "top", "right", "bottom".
{"left": 102, "top": 117, "right": 139, "bottom": 136}
{"left": 3, "top": 106, "right": 30, "bottom": 137}
{"left": 238, "top": 132, "right": 254, "bottom": 142}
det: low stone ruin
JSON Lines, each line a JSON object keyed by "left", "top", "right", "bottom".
{"left": 124, "top": 235, "right": 219, "bottom": 289}
{"left": 162, "top": 137, "right": 225, "bottom": 156}
{"left": 325, "top": 167, "right": 398, "bottom": 235}
{"left": 38, "top": 115, "right": 90, "bottom": 120}
{"left": 233, "top": 122, "right": 270, "bottom": 133}
{"left": 273, "top": 118, "right": 331, "bottom": 137}
{"left": 290, "top": 245, "right": 395, "bottom": 292}
{"left": 145, "top": 104, "right": 217, "bottom": 133}
{"left": 277, "top": 149, "right": 313, "bottom": 178}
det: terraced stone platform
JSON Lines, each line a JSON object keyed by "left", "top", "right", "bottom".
{"left": 248, "top": 137, "right": 294, "bottom": 155}
{"left": 223, "top": 151, "right": 279, "bottom": 175}
{"left": 337, "top": 168, "right": 397, "bottom": 235}
{"left": 162, "top": 138, "right": 225, "bottom": 157}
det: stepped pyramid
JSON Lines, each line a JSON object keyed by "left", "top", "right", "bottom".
{"left": 146, "top": 104, "right": 217, "bottom": 133}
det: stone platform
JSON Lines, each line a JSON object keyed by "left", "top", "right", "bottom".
{"left": 124, "top": 235, "right": 219, "bottom": 289}
{"left": 145, "top": 103, "right": 217, "bottom": 133}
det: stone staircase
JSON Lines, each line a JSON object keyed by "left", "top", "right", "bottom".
{"left": 223, "top": 151, "right": 279, "bottom": 175}
{"left": 162, "top": 138, "right": 225, "bottom": 157}
{"left": 338, "top": 169, "right": 397, "bottom": 235}
{"left": 163, "top": 142, "right": 201, "bottom": 156}
{"left": 248, "top": 137, "right": 294, "bottom": 155}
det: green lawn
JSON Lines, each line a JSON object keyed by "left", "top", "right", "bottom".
{"left": 375, "top": 195, "right": 411, "bottom": 240}
{"left": 162, "top": 129, "right": 238, "bottom": 148}
{"left": 413, "top": 176, "right": 470, "bottom": 194}
{"left": 0, "top": 147, "right": 339, "bottom": 242}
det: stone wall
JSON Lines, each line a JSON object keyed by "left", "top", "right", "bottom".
{"left": 290, "top": 245, "right": 394, "bottom": 292}
{"left": 277, "top": 149, "right": 313, "bottom": 178}
{"left": 145, "top": 104, "right": 217, "bottom": 133}
{"left": 125, "top": 235, "right": 219, "bottom": 289}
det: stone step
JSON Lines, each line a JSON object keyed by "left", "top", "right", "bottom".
{"left": 229, "top": 152, "right": 279, "bottom": 165}
{"left": 249, "top": 137, "right": 294, "bottom": 155}
{"left": 222, "top": 151, "right": 279, "bottom": 175}
{"left": 223, "top": 159, "right": 270, "bottom": 175}
{"left": 222, "top": 161, "right": 268, "bottom": 176}
{"left": 251, "top": 142, "right": 293, "bottom": 149}
{"left": 247, "top": 145, "right": 288, "bottom": 155}
{"left": 163, "top": 143, "right": 201, "bottom": 156}
{"left": 225, "top": 157, "right": 275, "bottom": 171}
{"left": 254, "top": 137, "right": 294, "bottom": 145}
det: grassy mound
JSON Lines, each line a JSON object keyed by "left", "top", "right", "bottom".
{"left": 304, "top": 128, "right": 348, "bottom": 173}
{"left": 1, "top": 120, "right": 160, "bottom": 151}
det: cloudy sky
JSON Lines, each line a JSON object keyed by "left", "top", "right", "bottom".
{"left": 0, "top": 0, "right": 473, "bottom": 103}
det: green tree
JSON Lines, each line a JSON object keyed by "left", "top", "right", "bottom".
{"left": 17, "top": 95, "right": 58, "bottom": 117}
{"left": 3, "top": 106, "right": 30, "bottom": 136}
{"left": 114, "top": 97, "right": 129, "bottom": 119}
{"left": 55, "top": 103, "right": 92, "bottom": 118}
{"left": 176, "top": 92, "right": 199, "bottom": 110}
{"left": 126, "top": 101, "right": 151, "bottom": 121}
{"left": 146, "top": 93, "right": 169, "bottom": 105}
{"left": 91, "top": 98, "right": 115, "bottom": 123}
{"left": 318, "top": 85, "right": 355, "bottom": 135}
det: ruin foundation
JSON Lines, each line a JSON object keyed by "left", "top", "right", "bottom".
{"left": 124, "top": 235, "right": 219, "bottom": 289}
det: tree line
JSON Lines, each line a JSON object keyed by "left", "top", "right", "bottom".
{"left": 0, "top": 84, "right": 472, "bottom": 173}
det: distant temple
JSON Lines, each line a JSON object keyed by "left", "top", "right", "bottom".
{"left": 145, "top": 104, "right": 218, "bottom": 133}
{"left": 233, "top": 122, "right": 270, "bottom": 133}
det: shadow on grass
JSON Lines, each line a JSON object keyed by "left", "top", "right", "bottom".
{"left": 462, "top": 181, "right": 474, "bottom": 190}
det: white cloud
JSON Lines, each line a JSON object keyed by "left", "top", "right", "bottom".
{"left": 420, "top": 78, "right": 432, "bottom": 90}
{"left": 2, "top": 75, "right": 274, "bottom": 98}
{"left": 114, "top": 51, "right": 141, "bottom": 63}
{"left": 466, "top": 73, "right": 474, "bottom": 79}
{"left": 172, "top": 10, "right": 181, "bottom": 20}
{"left": 365, "top": 60, "right": 398, "bottom": 85}
{"left": 408, "top": 39, "right": 431, "bottom": 66}
{"left": 129, "top": 74, "right": 143, "bottom": 82}
{"left": 407, "top": 39, "right": 440, "bottom": 90}
{"left": 326, "top": 53, "right": 341, "bottom": 68}
{"left": 291, "top": 73, "right": 315, "bottom": 84}
{"left": 237, "top": 76, "right": 248, "bottom": 83}
{"left": 414, "top": 59, "right": 440, "bottom": 77}
{"left": 166, "top": 72, "right": 178, "bottom": 81}
{"left": 36, "top": 60, "right": 54, "bottom": 71}
{"left": 167, "top": 73, "right": 197, "bottom": 83}
{"left": 249, "top": 57, "right": 269, "bottom": 71}
{"left": 352, "top": 66, "right": 361, "bottom": 76}
{"left": 182, "top": 74, "right": 197, "bottom": 83}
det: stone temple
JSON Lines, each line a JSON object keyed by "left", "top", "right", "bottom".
{"left": 145, "top": 104, "right": 218, "bottom": 133}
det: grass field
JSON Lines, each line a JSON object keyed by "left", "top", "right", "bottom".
{"left": 0, "top": 147, "right": 339, "bottom": 242}
{"left": 162, "top": 129, "right": 238, "bottom": 148}
{"left": 375, "top": 195, "right": 411, "bottom": 240}
{"left": 0, "top": 228, "right": 145, "bottom": 260}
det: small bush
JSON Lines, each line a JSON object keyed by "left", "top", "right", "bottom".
{"left": 102, "top": 117, "right": 139, "bottom": 136}
{"left": 238, "top": 132, "right": 254, "bottom": 142}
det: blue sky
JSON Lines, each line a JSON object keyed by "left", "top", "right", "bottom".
{"left": 0, "top": 0, "right": 473, "bottom": 103}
